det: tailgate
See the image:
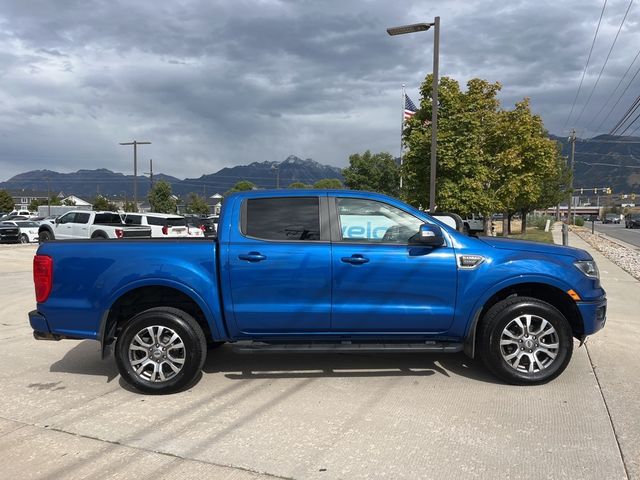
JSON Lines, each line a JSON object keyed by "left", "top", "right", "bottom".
{"left": 122, "top": 226, "right": 152, "bottom": 238}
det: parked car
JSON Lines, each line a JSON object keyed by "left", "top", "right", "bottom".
{"left": 603, "top": 213, "right": 621, "bottom": 224}
{"left": 123, "top": 213, "right": 188, "bottom": 238}
{"left": 462, "top": 214, "right": 484, "bottom": 233}
{"left": 625, "top": 213, "right": 640, "bottom": 229}
{"left": 185, "top": 216, "right": 217, "bottom": 238}
{"left": 38, "top": 211, "right": 151, "bottom": 241}
{"left": 0, "top": 222, "right": 20, "bottom": 243}
{"left": 30, "top": 190, "right": 607, "bottom": 394}
{"left": 1, "top": 220, "right": 39, "bottom": 243}
{"left": 8, "top": 209, "right": 35, "bottom": 217}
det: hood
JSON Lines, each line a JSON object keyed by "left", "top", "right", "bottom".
{"left": 477, "top": 237, "right": 591, "bottom": 260}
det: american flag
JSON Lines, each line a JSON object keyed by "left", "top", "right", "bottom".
{"left": 404, "top": 94, "right": 418, "bottom": 120}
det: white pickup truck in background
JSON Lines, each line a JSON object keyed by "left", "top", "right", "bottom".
{"left": 38, "top": 211, "right": 151, "bottom": 241}
{"left": 462, "top": 214, "right": 485, "bottom": 233}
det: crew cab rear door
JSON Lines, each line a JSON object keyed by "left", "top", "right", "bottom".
{"left": 329, "top": 196, "right": 457, "bottom": 333}
{"left": 225, "top": 195, "right": 331, "bottom": 335}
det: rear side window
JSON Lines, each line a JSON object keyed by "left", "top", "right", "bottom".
{"left": 94, "top": 213, "right": 123, "bottom": 224}
{"left": 146, "top": 216, "right": 165, "bottom": 226}
{"left": 244, "top": 197, "right": 320, "bottom": 241}
{"left": 125, "top": 215, "right": 142, "bottom": 225}
{"left": 75, "top": 213, "right": 91, "bottom": 224}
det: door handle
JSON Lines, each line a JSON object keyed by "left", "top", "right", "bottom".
{"left": 238, "top": 252, "right": 267, "bottom": 262}
{"left": 341, "top": 255, "right": 369, "bottom": 265}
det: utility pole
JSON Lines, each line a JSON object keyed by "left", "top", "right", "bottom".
{"left": 144, "top": 159, "right": 154, "bottom": 194}
{"left": 119, "top": 140, "right": 151, "bottom": 213}
{"left": 47, "top": 177, "right": 51, "bottom": 216}
{"left": 567, "top": 130, "right": 576, "bottom": 224}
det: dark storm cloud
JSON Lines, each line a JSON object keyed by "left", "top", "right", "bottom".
{"left": 0, "top": 0, "right": 639, "bottom": 181}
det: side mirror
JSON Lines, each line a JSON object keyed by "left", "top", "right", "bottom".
{"left": 54, "top": 217, "right": 60, "bottom": 224}
{"left": 417, "top": 223, "right": 445, "bottom": 247}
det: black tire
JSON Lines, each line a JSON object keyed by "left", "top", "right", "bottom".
{"left": 478, "top": 296, "right": 573, "bottom": 385}
{"left": 19, "top": 234, "right": 30, "bottom": 244}
{"left": 115, "top": 307, "right": 207, "bottom": 394}
{"left": 463, "top": 223, "right": 470, "bottom": 235}
{"left": 91, "top": 232, "right": 108, "bottom": 239}
{"left": 39, "top": 230, "right": 53, "bottom": 242}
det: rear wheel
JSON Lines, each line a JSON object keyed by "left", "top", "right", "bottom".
{"left": 478, "top": 296, "right": 573, "bottom": 385}
{"left": 38, "top": 230, "right": 53, "bottom": 242}
{"left": 19, "top": 234, "right": 29, "bottom": 244}
{"left": 115, "top": 307, "right": 207, "bottom": 394}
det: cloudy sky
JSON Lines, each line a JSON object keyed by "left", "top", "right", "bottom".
{"left": 1, "top": 0, "right": 639, "bottom": 181}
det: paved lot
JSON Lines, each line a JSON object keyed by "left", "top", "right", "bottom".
{"left": 0, "top": 240, "right": 638, "bottom": 479}
{"left": 593, "top": 222, "right": 640, "bottom": 249}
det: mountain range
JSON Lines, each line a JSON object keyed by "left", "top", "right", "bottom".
{"left": 2, "top": 135, "right": 639, "bottom": 200}
{"left": 0, "top": 156, "right": 344, "bottom": 199}
{"left": 552, "top": 134, "right": 640, "bottom": 194}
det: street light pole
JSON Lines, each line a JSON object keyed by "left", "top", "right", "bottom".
{"left": 119, "top": 140, "right": 151, "bottom": 212}
{"left": 429, "top": 17, "right": 440, "bottom": 213}
{"left": 387, "top": 18, "right": 440, "bottom": 212}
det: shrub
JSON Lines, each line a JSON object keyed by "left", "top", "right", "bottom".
{"left": 574, "top": 217, "right": 585, "bottom": 227}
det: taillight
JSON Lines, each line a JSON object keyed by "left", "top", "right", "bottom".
{"left": 199, "top": 225, "right": 206, "bottom": 232}
{"left": 162, "top": 225, "right": 168, "bottom": 235}
{"left": 33, "top": 255, "right": 53, "bottom": 303}
{"left": 115, "top": 228, "right": 124, "bottom": 238}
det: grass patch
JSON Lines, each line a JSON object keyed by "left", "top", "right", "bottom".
{"left": 507, "top": 227, "right": 554, "bottom": 244}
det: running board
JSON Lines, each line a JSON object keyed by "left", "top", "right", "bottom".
{"left": 232, "top": 341, "right": 463, "bottom": 354}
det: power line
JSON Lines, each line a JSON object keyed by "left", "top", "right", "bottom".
{"left": 609, "top": 94, "right": 640, "bottom": 134}
{"left": 617, "top": 109, "right": 640, "bottom": 136}
{"left": 563, "top": 0, "right": 608, "bottom": 131}
{"left": 593, "top": 60, "right": 640, "bottom": 133}
{"left": 574, "top": 0, "right": 635, "bottom": 127}
{"left": 587, "top": 46, "right": 640, "bottom": 131}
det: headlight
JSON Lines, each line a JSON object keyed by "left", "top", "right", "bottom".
{"left": 574, "top": 260, "right": 599, "bottom": 279}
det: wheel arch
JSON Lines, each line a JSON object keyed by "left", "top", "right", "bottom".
{"left": 99, "top": 281, "right": 223, "bottom": 358}
{"left": 463, "top": 281, "right": 582, "bottom": 358}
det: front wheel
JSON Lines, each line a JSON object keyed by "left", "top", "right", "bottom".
{"left": 478, "top": 296, "right": 573, "bottom": 385}
{"left": 115, "top": 307, "right": 207, "bottom": 394}
{"left": 39, "top": 230, "right": 53, "bottom": 242}
{"left": 19, "top": 234, "right": 30, "bottom": 244}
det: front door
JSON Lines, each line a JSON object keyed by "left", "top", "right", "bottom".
{"left": 330, "top": 197, "right": 457, "bottom": 333}
{"left": 226, "top": 195, "right": 332, "bottom": 335}
{"left": 53, "top": 212, "right": 75, "bottom": 239}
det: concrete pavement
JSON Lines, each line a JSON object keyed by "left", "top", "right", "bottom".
{"left": 557, "top": 225, "right": 640, "bottom": 478}
{"left": 0, "top": 240, "right": 637, "bottom": 479}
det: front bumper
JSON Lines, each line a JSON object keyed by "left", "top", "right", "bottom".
{"left": 577, "top": 296, "right": 607, "bottom": 336}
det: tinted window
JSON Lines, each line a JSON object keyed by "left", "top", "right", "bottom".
{"left": 58, "top": 213, "right": 76, "bottom": 224}
{"left": 245, "top": 197, "right": 320, "bottom": 241}
{"left": 94, "top": 213, "right": 123, "bottom": 224}
{"left": 75, "top": 213, "right": 91, "bottom": 224}
{"left": 166, "top": 217, "right": 187, "bottom": 227}
{"left": 146, "top": 216, "right": 166, "bottom": 226}
{"left": 337, "top": 198, "right": 422, "bottom": 244}
{"left": 125, "top": 214, "right": 142, "bottom": 225}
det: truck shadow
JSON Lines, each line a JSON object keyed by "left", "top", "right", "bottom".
{"left": 48, "top": 341, "right": 503, "bottom": 386}
{"left": 202, "top": 345, "right": 502, "bottom": 384}
{"left": 49, "top": 340, "right": 119, "bottom": 382}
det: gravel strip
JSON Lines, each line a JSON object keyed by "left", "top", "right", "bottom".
{"left": 573, "top": 229, "right": 640, "bottom": 281}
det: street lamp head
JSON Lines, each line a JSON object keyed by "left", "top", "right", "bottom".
{"left": 386, "top": 23, "right": 431, "bottom": 36}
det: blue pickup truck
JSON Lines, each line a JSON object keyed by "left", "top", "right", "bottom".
{"left": 30, "top": 190, "right": 607, "bottom": 393}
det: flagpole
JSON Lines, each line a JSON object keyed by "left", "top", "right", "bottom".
{"left": 400, "top": 84, "right": 405, "bottom": 190}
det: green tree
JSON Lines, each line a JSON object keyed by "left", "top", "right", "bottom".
{"left": 29, "top": 198, "right": 45, "bottom": 211}
{"left": 0, "top": 190, "right": 14, "bottom": 212}
{"left": 148, "top": 180, "right": 177, "bottom": 213}
{"left": 343, "top": 151, "right": 400, "bottom": 197}
{"left": 63, "top": 198, "right": 76, "bottom": 206}
{"left": 288, "top": 182, "right": 310, "bottom": 189}
{"left": 92, "top": 195, "right": 117, "bottom": 211}
{"left": 403, "top": 75, "right": 566, "bottom": 235}
{"left": 122, "top": 201, "right": 138, "bottom": 212}
{"left": 313, "top": 178, "right": 344, "bottom": 189}
{"left": 224, "top": 181, "right": 256, "bottom": 197}
{"left": 185, "top": 193, "right": 210, "bottom": 215}
{"left": 49, "top": 196, "right": 62, "bottom": 206}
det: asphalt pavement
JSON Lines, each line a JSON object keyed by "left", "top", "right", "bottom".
{"left": 592, "top": 221, "right": 640, "bottom": 249}
{"left": 0, "top": 239, "right": 637, "bottom": 479}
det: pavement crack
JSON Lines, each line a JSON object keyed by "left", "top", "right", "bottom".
{"left": 585, "top": 344, "right": 631, "bottom": 480}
